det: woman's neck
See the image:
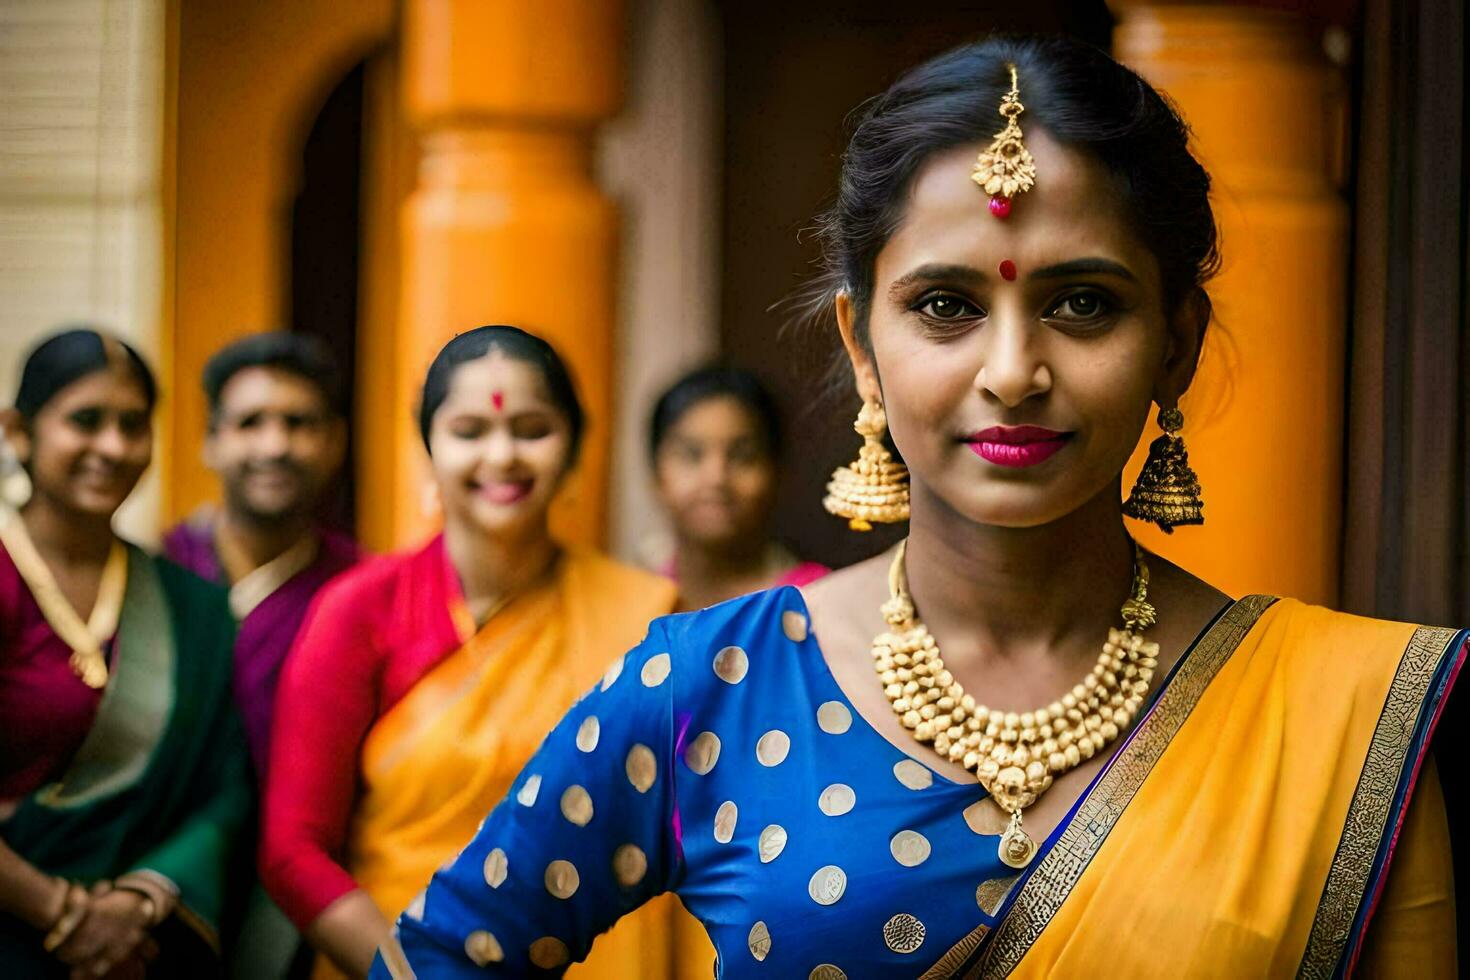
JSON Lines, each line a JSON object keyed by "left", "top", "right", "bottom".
{"left": 676, "top": 532, "right": 775, "bottom": 582}
{"left": 901, "top": 479, "right": 1136, "bottom": 665}
{"left": 442, "top": 516, "right": 560, "bottom": 621}
{"left": 20, "top": 493, "right": 115, "bottom": 567}
{"left": 673, "top": 534, "right": 783, "bottom": 608}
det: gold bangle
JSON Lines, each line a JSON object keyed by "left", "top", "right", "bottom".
{"left": 112, "top": 885, "right": 159, "bottom": 926}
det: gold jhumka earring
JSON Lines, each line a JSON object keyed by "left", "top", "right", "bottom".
{"left": 823, "top": 400, "right": 909, "bottom": 531}
{"left": 971, "top": 63, "right": 1037, "bottom": 220}
{"left": 1123, "top": 406, "right": 1204, "bottom": 532}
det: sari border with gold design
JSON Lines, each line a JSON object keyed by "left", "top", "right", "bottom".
{"left": 973, "top": 594, "right": 1278, "bottom": 979}
{"left": 37, "top": 546, "right": 174, "bottom": 809}
{"left": 1296, "top": 624, "right": 1464, "bottom": 979}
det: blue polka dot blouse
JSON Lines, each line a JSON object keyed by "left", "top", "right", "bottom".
{"left": 371, "top": 587, "right": 1075, "bottom": 978}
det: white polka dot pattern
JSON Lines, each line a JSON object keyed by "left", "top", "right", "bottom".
{"left": 713, "top": 645, "right": 749, "bottom": 684}
{"left": 640, "top": 652, "right": 671, "bottom": 687}
{"left": 756, "top": 729, "right": 791, "bottom": 766}
{"left": 684, "top": 731, "right": 721, "bottom": 775}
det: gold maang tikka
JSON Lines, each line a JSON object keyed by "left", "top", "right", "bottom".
{"left": 971, "top": 63, "right": 1037, "bottom": 220}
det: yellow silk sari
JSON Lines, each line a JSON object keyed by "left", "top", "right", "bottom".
{"left": 949, "top": 597, "right": 1461, "bottom": 979}
{"left": 320, "top": 550, "right": 712, "bottom": 980}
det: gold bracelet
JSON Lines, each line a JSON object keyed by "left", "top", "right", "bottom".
{"left": 112, "top": 885, "right": 159, "bottom": 926}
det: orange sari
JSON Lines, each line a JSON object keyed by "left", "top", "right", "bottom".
{"left": 332, "top": 550, "right": 711, "bottom": 979}
{"left": 964, "top": 598, "right": 1460, "bottom": 978}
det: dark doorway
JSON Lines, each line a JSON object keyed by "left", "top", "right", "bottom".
{"left": 288, "top": 61, "right": 365, "bottom": 532}
{"left": 717, "top": 1, "right": 1112, "bottom": 569}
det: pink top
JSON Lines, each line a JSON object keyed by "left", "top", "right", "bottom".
{"left": 260, "top": 535, "right": 466, "bottom": 928}
{"left": 661, "top": 555, "right": 831, "bottom": 602}
{"left": 772, "top": 560, "right": 830, "bottom": 590}
{"left": 0, "top": 541, "right": 111, "bottom": 801}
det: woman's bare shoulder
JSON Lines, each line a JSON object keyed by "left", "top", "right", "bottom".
{"left": 1148, "top": 552, "right": 1233, "bottom": 625}
{"left": 796, "top": 547, "right": 894, "bottom": 659}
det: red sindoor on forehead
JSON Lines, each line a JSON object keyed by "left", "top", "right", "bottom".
{"left": 999, "top": 259, "right": 1018, "bottom": 281}
{"left": 491, "top": 391, "right": 505, "bottom": 411}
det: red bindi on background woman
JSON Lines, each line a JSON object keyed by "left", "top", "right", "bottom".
{"left": 491, "top": 391, "right": 504, "bottom": 411}
{"left": 999, "top": 259, "right": 1017, "bottom": 281}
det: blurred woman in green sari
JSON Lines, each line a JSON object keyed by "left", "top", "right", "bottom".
{"left": 0, "top": 328, "right": 251, "bottom": 978}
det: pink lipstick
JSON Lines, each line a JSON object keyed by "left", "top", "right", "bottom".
{"left": 479, "top": 480, "right": 534, "bottom": 504}
{"left": 966, "top": 425, "right": 1072, "bottom": 468}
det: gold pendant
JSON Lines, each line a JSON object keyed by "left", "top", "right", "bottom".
{"left": 998, "top": 810, "right": 1037, "bottom": 869}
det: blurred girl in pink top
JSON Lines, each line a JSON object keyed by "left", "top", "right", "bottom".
{"left": 649, "top": 366, "right": 827, "bottom": 612}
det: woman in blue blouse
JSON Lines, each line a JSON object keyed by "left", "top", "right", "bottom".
{"left": 371, "top": 34, "right": 1459, "bottom": 980}
{"left": 380, "top": 587, "right": 1051, "bottom": 977}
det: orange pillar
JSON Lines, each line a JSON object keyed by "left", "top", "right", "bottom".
{"left": 367, "top": 0, "right": 624, "bottom": 550}
{"left": 1113, "top": 5, "right": 1349, "bottom": 604}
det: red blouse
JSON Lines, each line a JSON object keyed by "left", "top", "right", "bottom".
{"left": 260, "top": 535, "right": 467, "bottom": 929}
{"left": 0, "top": 542, "right": 109, "bottom": 801}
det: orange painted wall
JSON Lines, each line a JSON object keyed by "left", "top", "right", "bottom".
{"left": 1115, "top": 6, "right": 1349, "bottom": 604}
{"left": 165, "top": 0, "right": 394, "bottom": 523}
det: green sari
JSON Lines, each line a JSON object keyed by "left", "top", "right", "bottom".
{"left": 0, "top": 546, "right": 252, "bottom": 976}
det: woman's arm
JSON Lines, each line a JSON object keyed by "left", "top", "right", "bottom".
{"left": 124, "top": 736, "right": 250, "bottom": 916}
{"left": 261, "top": 581, "right": 385, "bottom": 976}
{"left": 305, "top": 890, "right": 392, "bottom": 979}
{"left": 371, "top": 621, "right": 681, "bottom": 977}
{"left": 0, "top": 836, "right": 69, "bottom": 930}
{"left": 1355, "top": 755, "right": 1456, "bottom": 978}
{"left": 0, "top": 838, "right": 159, "bottom": 978}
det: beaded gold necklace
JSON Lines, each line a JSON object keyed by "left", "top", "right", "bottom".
{"left": 873, "top": 539, "right": 1159, "bottom": 868}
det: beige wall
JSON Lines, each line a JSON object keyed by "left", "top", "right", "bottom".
{"left": 600, "top": 0, "right": 723, "bottom": 564}
{"left": 0, "top": 0, "right": 166, "bottom": 541}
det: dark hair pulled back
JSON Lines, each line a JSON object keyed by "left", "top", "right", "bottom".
{"left": 204, "top": 331, "right": 344, "bottom": 422}
{"left": 808, "top": 34, "right": 1218, "bottom": 346}
{"left": 418, "top": 326, "right": 585, "bottom": 463}
{"left": 14, "top": 326, "right": 157, "bottom": 420}
{"left": 649, "top": 366, "right": 783, "bottom": 461}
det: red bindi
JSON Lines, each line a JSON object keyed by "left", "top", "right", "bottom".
{"left": 491, "top": 391, "right": 504, "bottom": 411}
{"left": 999, "top": 259, "right": 1017, "bottom": 281}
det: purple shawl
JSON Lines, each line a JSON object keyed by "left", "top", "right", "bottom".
{"left": 162, "top": 518, "right": 359, "bottom": 779}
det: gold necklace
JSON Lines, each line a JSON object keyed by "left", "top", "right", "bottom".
{"left": 873, "top": 539, "right": 1159, "bottom": 868}
{"left": 0, "top": 508, "right": 127, "bottom": 689}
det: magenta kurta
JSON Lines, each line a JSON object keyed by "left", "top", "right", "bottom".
{"left": 0, "top": 542, "right": 110, "bottom": 800}
{"left": 163, "top": 520, "right": 358, "bottom": 777}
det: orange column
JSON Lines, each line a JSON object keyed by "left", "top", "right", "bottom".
{"left": 1113, "top": 5, "right": 1349, "bottom": 604}
{"left": 365, "top": 0, "right": 624, "bottom": 550}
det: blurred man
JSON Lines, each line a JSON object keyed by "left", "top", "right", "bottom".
{"left": 165, "top": 333, "right": 359, "bottom": 978}
{"left": 163, "top": 332, "right": 358, "bottom": 776}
